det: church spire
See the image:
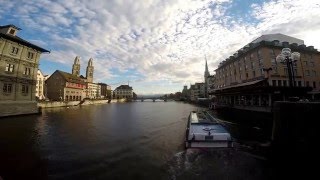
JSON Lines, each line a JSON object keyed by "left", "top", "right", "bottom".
{"left": 86, "top": 58, "right": 94, "bottom": 83}
{"left": 72, "top": 56, "right": 81, "bottom": 77}
{"left": 204, "top": 57, "right": 210, "bottom": 78}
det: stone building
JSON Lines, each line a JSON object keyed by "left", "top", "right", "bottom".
{"left": 46, "top": 70, "right": 86, "bottom": 101}
{"left": 113, "top": 85, "right": 133, "bottom": 99}
{"left": 0, "top": 24, "right": 49, "bottom": 116}
{"left": 213, "top": 33, "right": 319, "bottom": 112}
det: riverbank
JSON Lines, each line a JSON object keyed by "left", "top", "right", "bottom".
{"left": 38, "top": 98, "right": 126, "bottom": 108}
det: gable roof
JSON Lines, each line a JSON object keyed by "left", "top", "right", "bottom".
{"left": 115, "top": 85, "right": 133, "bottom": 90}
{"left": 0, "top": 32, "right": 50, "bottom": 53}
{"left": 55, "top": 70, "right": 85, "bottom": 84}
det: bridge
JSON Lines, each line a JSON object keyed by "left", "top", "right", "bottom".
{"left": 133, "top": 96, "right": 167, "bottom": 102}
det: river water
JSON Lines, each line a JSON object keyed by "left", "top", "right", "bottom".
{"left": 0, "top": 101, "right": 273, "bottom": 180}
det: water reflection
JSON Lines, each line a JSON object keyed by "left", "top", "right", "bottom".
{"left": 0, "top": 102, "right": 271, "bottom": 180}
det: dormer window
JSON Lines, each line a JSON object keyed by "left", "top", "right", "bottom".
{"left": 9, "top": 29, "right": 15, "bottom": 35}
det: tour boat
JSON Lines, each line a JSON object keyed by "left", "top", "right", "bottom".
{"left": 185, "top": 110, "right": 233, "bottom": 148}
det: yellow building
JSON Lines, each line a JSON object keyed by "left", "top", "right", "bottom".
{"left": 0, "top": 24, "right": 49, "bottom": 117}
{"left": 213, "top": 34, "right": 319, "bottom": 112}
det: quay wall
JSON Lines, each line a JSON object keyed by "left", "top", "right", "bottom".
{"left": 80, "top": 99, "right": 109, "bottom": 105}
{"left": 38, "top": 101, "right": 80, "bottom": 108}
{"left": 0, "top": 101, "right": 39, "bottom": 117}
{"left": 38, "top": 98, "right": 127, "bottom": 108}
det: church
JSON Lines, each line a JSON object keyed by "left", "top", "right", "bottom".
{"left": 45, "top": 56, "right": 102, "bottom": 101}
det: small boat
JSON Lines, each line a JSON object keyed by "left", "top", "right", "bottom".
{"left": 185, "top": 110, "right": 233, "bottom": 148}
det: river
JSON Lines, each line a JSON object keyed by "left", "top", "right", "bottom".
{"left": 0, "top": 101, "right": 273, "bottom": 180}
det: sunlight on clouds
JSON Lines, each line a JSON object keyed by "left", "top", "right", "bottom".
{"left": 1, "top": 0, "right": 319, "bottom": 94}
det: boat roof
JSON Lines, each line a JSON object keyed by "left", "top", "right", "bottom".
{"left": 190, "top": 111, "right": 218, "bottom": 124}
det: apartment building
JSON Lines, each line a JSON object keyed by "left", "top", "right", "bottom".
{"left": 213, "top": 33, "right": 319, "bottom": 112}
{"left": 0, "top": 24, "right": 49, "bottom": 116}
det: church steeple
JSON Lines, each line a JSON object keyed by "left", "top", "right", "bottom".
{"left": 72, "top": 56, "right": 81, "bottom": 77}
{"left": 86, "top": 58, "right": 94, "bottom": 83}
{"left": 204, "top": 59, "right": 210, "bottom": 78}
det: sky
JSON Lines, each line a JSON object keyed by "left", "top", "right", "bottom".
{"left": 1, "top": 0, "right": 320, "bottom": 95}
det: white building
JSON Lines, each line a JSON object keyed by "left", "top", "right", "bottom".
{"left": 35, "top": 69, "right": 46, "bottom": 100}
{"left": 113, "top": 85, "right": 133, "bottom": 99}
{"left": 86, "top": 82, "right": 101, "bottom": 99}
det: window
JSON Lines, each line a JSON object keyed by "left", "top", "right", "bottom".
{"left": 9, "top": 29, "right": 15, "bottom": 35}
{"left": 259, "top": 58, "right": 263, "bottom": 66}
{"left": 294, "top": 69, "right": 298, "bottom": 76}
{"left": 310, "top": 62, "right": 315, "bottom": 67}
{"left": 27, "top": 52, "right": 34, "bottom": 59}
{"left": 312, "top": 70, "right": 316, "bottom": 77}
{"left": 278, "top": 80, "right": 282, "bottom": 86}
{"left": 313, "top": 81, "right": 316, "bottom": 88}
{"left": 284, "top": 68, "right": 288, "bottom": 75}
{"left": 271, "top": 58, "right": 276, "bottom": 65}
{"left": 246, "top": 73, "right": 248, "bottom": 79}
{"left": 305, "top": 70, "right": 310, "bottom": 76}
{"left": 269, "top": 49, "right": 275, "bottom": 57}
{"left": 3, "top": 83, "right": 12, "bottom": 93}
{"left": 23, "top": 67, "right": 31, "bottom": 75}
{"left": 260, "top": 68, "right": 264, "bottom": 75}
{"left": 5, "top": 63, "right": 14, "bottom": 72}
{"left": 251, "top": 62, "right": 254, "bottom": 69}
{"left": 306, "top": 81, "right": 310, "bottom": 87}
{"left": 283, "top": 80, "right": 287, "bottom": 87}
{"left": 273, "top": 67, "right": 278, "bottom": 74}
{"left": 272, "top": 80, "right": 276, "bottom": 86}
{"left": 257, "top": 49, "right": 262, "bottom": 57}
{"left": 22, "top": 84, "right": 29, "bottom": 94}
{"left": 11, "top": 46, "right": 19, "bottom": 54}
{"left": 304, "top": 61, "right": 308, "bottom": 66}
{"left": 250, "top": 53, "right": 254, "bottom": 59}
{"left": 298, "top": 81, "right": 301, "bottom": 87}
{"left": 252, "top": 71, "right": 255, "bottom": 77}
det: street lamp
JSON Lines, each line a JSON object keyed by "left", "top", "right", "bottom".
{"left": 276, "top": 48, "right": 300, "bottom": 87}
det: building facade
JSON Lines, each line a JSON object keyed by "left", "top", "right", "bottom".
{"left": 190, "top": 82, "right": 205, "bottom": 101}
{"left": 98, "top": 83, "right": 112, "bottom": 99}
{"left": 213, "top": 33, "right": 319, "bottom": 112}
{"left": 46, "top": 70, "right": 86, "bottom": 101}
{"left": 113, "top": 85, "right": 133, "bottom": 99}
{"left": 85, "top": 82, "right": 100, "bottom": 99}
{"left": 35, "top": 69, "right": 46, "bottom": 100}
{"left": 0, "top": 24, "right": 49, "bottom": 116}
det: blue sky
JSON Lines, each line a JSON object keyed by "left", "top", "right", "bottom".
{"left": 1, "top": 0, "right": 320, "bottom": 95}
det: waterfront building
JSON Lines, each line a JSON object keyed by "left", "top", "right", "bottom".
{"left": 213, "top": 33, "right": 319, "bottom": 112}
{"left": 71, "top": 56, "right": 99, "bottom": 99}
{"left": 46, "top": 70, "right": 86, "bottom": 101}
{"left": 85, "top": 82, "right": 100, "bottom": 99}
{"left": 207, "top": 75, "right": 215, "bottom": 99}
{"left": 0, "top": 24, "right": 49, "bottom": 116}
{"left": 98, "top": 83, "right": 112, "bottom": 99}
{"left": 35, "top": 69, "right": 46, "bottom": 100}
{"left": 190, "top": 82, "right": 205, "bottom": 101}
{"left": 181, "top": 85, "right": 189, "bottom": 100}
{"left": 113, "top": 85, "right": 133, "bottom": 99}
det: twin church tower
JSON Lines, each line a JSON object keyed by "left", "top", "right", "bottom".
{"left": 72, "top": 56, "right": 94, "bottom": 83}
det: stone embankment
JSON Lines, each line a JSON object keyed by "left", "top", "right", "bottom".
{"left": 37, "top": 98, "right": 127, "bottom": 108}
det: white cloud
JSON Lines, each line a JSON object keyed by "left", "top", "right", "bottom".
{"left": 1, "top": 0, "right": 319, "bottom": 94}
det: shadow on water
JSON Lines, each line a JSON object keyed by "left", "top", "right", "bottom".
{"left": 164, "top": 148, "right": 272, "bottom": 180}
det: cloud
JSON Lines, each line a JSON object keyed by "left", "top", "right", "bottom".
{"left": 1, "top": 0, "right": 319, "bottom": 94}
